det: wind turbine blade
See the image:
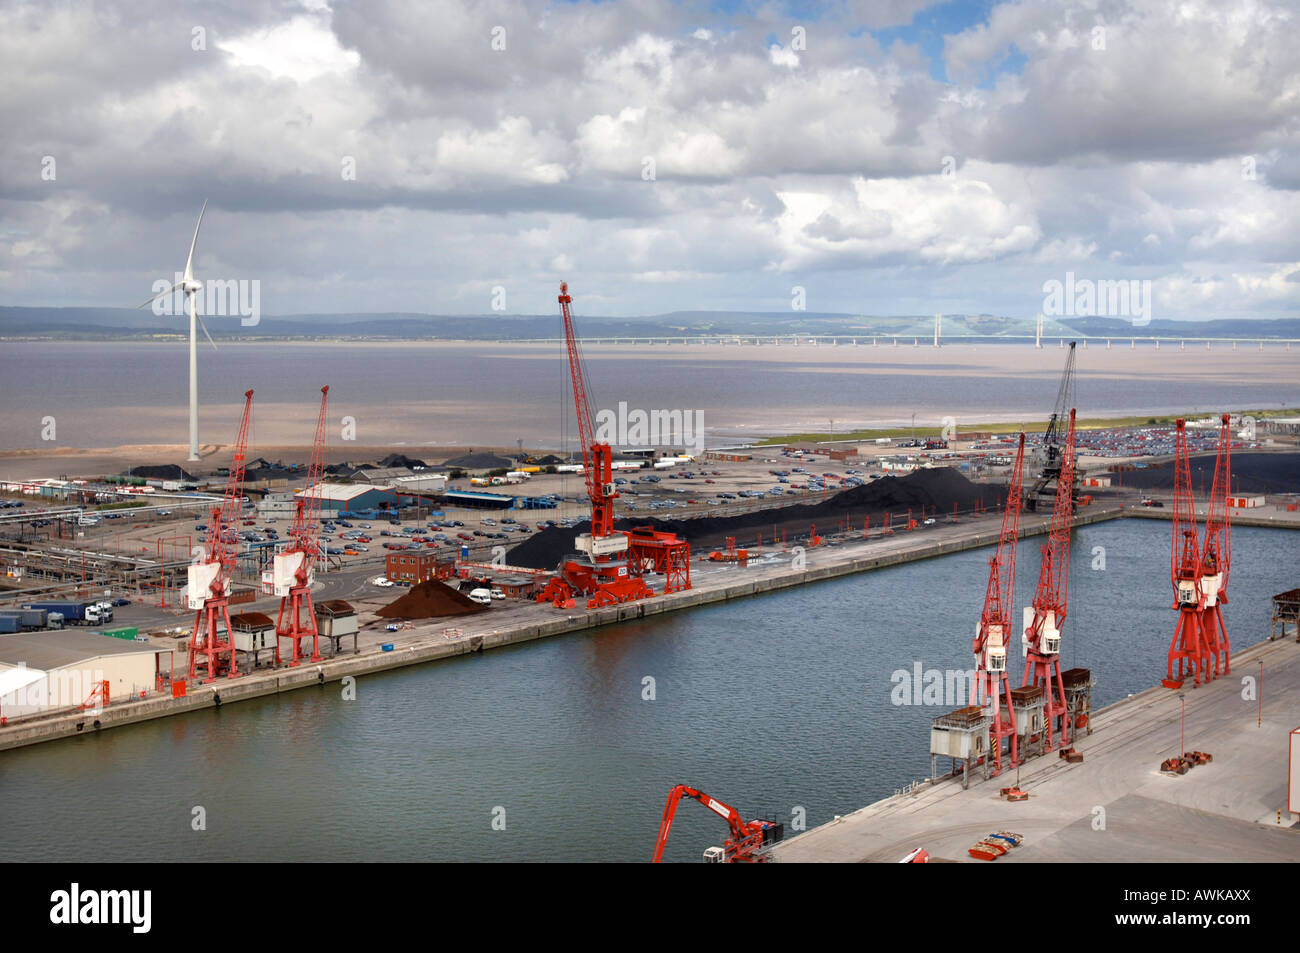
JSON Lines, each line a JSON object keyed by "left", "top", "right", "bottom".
{"left": 137, "top": 281, "right": 182, "bottom": 309}
{"left": 184, "top": 198, "right": 208, "bottom": 282}
{"left": 196, "top": 313, "right": 218, "bottom": 350}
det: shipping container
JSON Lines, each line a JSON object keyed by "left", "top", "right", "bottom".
{"left": 0, "top": 608, "right": 46, "bottom": 629}
{"left": 22, "top": 601, "right": 87, "bottom": 622}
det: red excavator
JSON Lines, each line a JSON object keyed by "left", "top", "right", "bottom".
{"left": 651, "top": 784, "right": 784, "bottom": 863}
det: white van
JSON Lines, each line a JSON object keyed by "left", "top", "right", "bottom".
{"left": 467, "top": 588, "right": 493, "bottom": 606}
{"left": 490, "top": 588, "right": 505, "bottom": 600}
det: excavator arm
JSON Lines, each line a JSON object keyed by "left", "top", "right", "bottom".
{"left": 652, "top": 784, "right": 778, "bottom": 863}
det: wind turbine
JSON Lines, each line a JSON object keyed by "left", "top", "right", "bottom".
{"left": 139, "top": 199, "right": 218, "bottom": 462}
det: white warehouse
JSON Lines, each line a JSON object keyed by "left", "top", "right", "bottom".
{"left": 0, "top": 630, "right": 167, "bottom": 719}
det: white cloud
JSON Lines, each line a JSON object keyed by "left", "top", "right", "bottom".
{"left": 769, "top": 44, "right": 799, "bottom": 68}
{"left": 0, "top": 0, "right": 1296, "bottom": 321}
{"left": 218, "top": 14, "right": 360, "bottom": 82}
{"left": 773, "top": 173, "right": 1040, "bottom": 270}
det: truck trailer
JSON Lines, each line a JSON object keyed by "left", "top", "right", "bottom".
{"left": 0, "top": 608, "right": 48, "bottom": 630}
{"left": 21, "top": 601, "right": 112, "bottom": 625}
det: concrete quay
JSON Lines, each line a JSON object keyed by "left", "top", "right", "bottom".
{"left": 772, "top": 634, "right": 1300, "bottom": 863}
{"left": 0, "top": 505, "right": 1124, "bottom": 751}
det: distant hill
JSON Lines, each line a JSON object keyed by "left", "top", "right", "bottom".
{"left": 1, "top": 305, "right": 1297, "bottom": 342}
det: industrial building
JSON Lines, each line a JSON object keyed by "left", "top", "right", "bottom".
{"left": 353, "top": 467, "right": 420, "bottom": 485}
{"left": 0, "top": 630, "right": 168, "bottom": 719}
{"left": 386, "top": 552, "right": 445, "bottom": 584}
{"left": 257, "top": 492, "right": 298, "bottom": 520}
{"left": 389, "top": 473, "right": 449, "bottom": 494}
{"left": 296, "top": 483, "right": 399, "bottom": 515}
{"left": 441, "top": 490, "right": 515, "bottom": 510}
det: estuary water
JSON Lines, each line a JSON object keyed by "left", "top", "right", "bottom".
{"left": 0, "top": 520, "right": 1296, "bottom": 863}
{"left": 1, "top": 340, "right": 1297, "bottom": 450}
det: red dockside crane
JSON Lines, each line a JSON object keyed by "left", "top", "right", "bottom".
{"left": 1199, "top": 413, "right": 1232, "bottom": 680}
{"left": 972, "top": 432, "right": 1026, "bottom": 774}
{"left": 1023, "top": 409, "right": 1077, "bottom": 751}
{"left": 275, "top": 386, "right": 329, "bottom": 666}
{"left": 1165, "top": 419, "right": 1209, "bottom": 688}
{"left": 186, "top": 390, "right": 253, "bottom": 682}
{"left": 538, "top": 283, "right": 687, "bottom": 608}
{"left": 651, "top": 784, "right": 784, "bottom": 863}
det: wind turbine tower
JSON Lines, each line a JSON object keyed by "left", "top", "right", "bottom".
{"left": 139, "top": 200, "right": 215, "bottom": 461}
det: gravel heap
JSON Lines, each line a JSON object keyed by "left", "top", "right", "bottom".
{"left": 375, "top": 579, "right": 489, "bottom": 619}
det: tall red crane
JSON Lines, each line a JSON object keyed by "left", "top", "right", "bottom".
{"left": 1023, "top": 409, "right": 1076, "bottom": 751}
{"left": 1165, "top": 419, "right": 1209, "bottom": 688}
{"left": 1199, "top": 413, "right": 1232, "bottom": 680}
{"left": 651, "top": 784, "right": 783, "bottom": 863}
{"left": 538, "top": 283, "right": 655, "bottom": 608}
{"left": 972, "top": 431, "right": 1026, "bottom": 774}
{"left": 186, "top": 389, "right": 253, "bottom": 682}
{"left": 275, "top": 386, "right": 329, "bottom": 666}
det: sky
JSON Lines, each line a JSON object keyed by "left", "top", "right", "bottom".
{"left": 0, "top": 0, "right": 1297, "bottom": 321}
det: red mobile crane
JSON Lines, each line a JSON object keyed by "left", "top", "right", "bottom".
{"left": 973, "top": 432, "right": 1026, "bottom": 774}
{"left": 651, "top": 784, "right": 784, "bottom": 863}
{"left": 1023, "top": 410, "right": 1077, "bottom": 751}
{"left": 1198, "top": 413, "right": 1232, "bottom": 680}
{"left": 1165, "top": 419, "right": 1209, "bottom": 688}
{"left": 538, "top": 283, "right": 686, "bottom": 608}
{"left": 186, "top": 390, "right": 253, "bottom": 682}
{"left": 275, "top": 386, "right": 329, "bottom": 666}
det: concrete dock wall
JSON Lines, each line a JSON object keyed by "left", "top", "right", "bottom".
{"left": 0, "top": 503, "right": 1194, "bottom": 753}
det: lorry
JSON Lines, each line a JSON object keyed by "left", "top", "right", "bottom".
{"left": 22, "top": 601, "right": 113, "bottom": 626}
{"left": 0, "top": 607, "right": 48, "bottom": 630}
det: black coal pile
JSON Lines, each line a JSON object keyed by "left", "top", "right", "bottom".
{"left": 375, "top": 453, "right": 428, "bottom": 469}
{"left": 125, "top": 464, "right": 196, "bottom": 481}
{"left": 445, "top": 451, "right": 514, "bottom": 469}
{"left": 1117, "top": 452, "right": 1300, "bottom": 494}
{"left": 507, "top": 467, "right": 1008, "bottom": 570}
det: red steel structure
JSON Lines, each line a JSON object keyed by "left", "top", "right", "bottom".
{"left": 1165, "top": 419, "right": 1209, "bottom": 687}
{"left": 186, "top": 390, "right": 253, "bottom": 682}
{"left": 972, "top": 432, "right": 1026, "bottom": 774}
{"left": 275, "top": 385, "right": 329, "bottom": 666}
{"left": 626, "top": 526, "right": 691, "bottom": 592}
{"left": 651, "top": 784, "right": 783, "bottom": 863}
{"left": 1023, "top": 410, "right": 1077, "bottom": 752}
{"left": 538, "top": 283, "right": 687, "bottom": 608}
{"left": 1199, "top": 413, "right": 1232, "bottom": 680}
